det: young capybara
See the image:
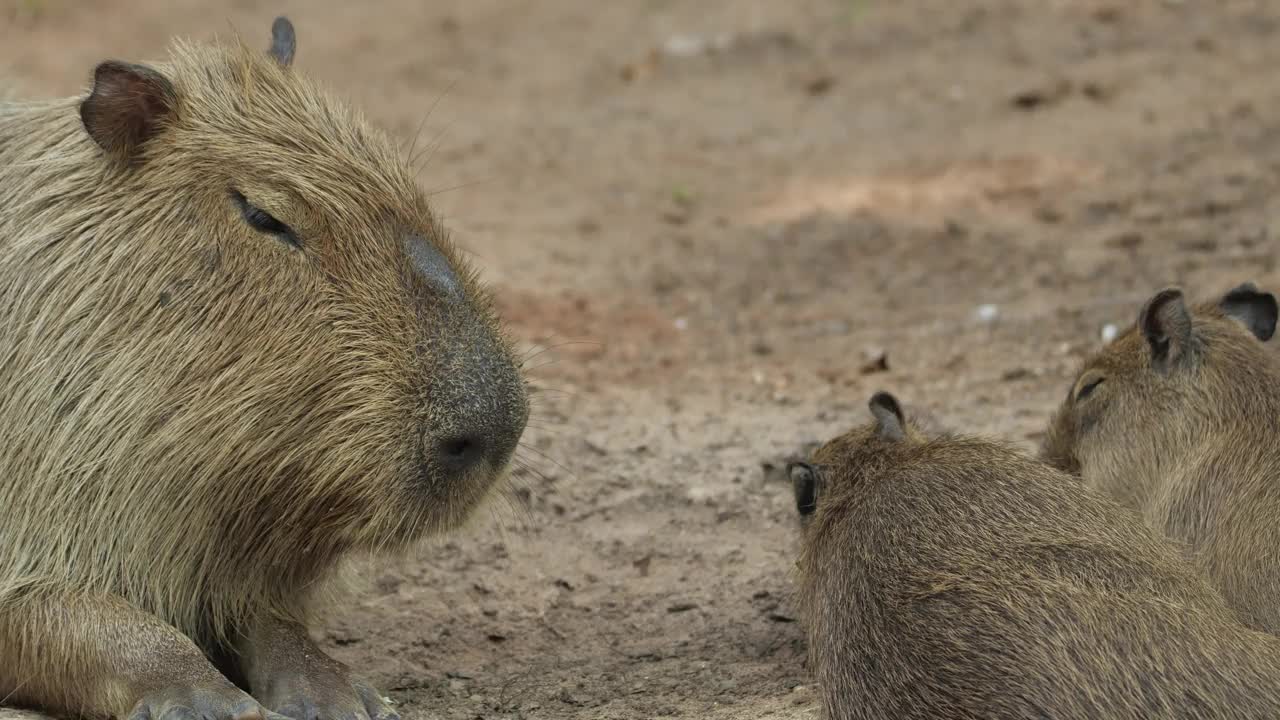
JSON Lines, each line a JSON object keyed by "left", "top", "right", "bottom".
{"left": 789, "top": 391, "right": 1280, "bottom": 720}
{"left": 0, "top": 18, "right": 528, "bottom": 720}
{"left": 1042, "top": 283, "right": 1280, "bottom": 636}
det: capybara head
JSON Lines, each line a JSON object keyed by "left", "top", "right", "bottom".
{"left": 789, "top": 391, "right": 922, "bottom": 534}
{"left": 1040, "top": 283, "right": 1277, "bottom": 487}
{"left": 0, "top": 17, "right": 528, "bottom": 573}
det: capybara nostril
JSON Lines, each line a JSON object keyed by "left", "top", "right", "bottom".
{"left": 428, "top": 405, "right": 525, "bottom": 477}
{"left": 438, "top": 433, "right": 484, "bottom": 472}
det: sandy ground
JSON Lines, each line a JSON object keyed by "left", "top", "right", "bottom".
{"left": 4, "top": 0, "right": 1280, "bottom": 718}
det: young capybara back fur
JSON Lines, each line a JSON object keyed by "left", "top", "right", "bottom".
{"left": 0, "top": 19, "right": 528, "bottom": 720}
{"left": 1042, "top": 283, "right": 1280, "bottom": 636}
{"left": 789, "top": 392, "right": 1280, "bottom": 720}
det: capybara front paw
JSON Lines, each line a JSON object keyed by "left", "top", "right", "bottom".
{"left": 352, "top": 679, "right": 399, "bottom": 720}
{"left": 261, "top": 672, "right": 398, "bottom": 720}
{"left": 127, "top": 683, "right": 283, "bottom": 720}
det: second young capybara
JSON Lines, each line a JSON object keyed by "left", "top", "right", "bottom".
{"left": 1042, "top": 283, "right": 1280, "bottom": 635}
{"left": 790, "top": 391, "right": 1280, "bottom": 719}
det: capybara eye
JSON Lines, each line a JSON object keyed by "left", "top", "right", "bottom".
{"left": 789, "top": 462, "right": 820, "bottom": 516}
{"left": 1075, "top": 376, "right": 1104, "bottom": 402}
{"left": 230, "top": 189, "right": 301, "bottom": 250}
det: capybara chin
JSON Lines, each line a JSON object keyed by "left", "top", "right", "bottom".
{"left": 788, "top": 391, "right": 1280, "bottom": 720}
{"left": 0, "top": 18, "right": 528, "bottom": 720}
{"left": 1042, "top": 283, "right": 1280, "bottom": 635}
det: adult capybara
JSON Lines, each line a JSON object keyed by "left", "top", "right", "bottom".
{"left": 788, "top": 391, "right": 1280, "bottom": 720}
{"left": 1042, "top": 283, "right": 1280, "bottom": 635}
{"left": 0, "top": 18, "right": 528, "bottom": 720}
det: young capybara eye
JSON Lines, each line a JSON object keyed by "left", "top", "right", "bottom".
{"left": 789, "top": 461, "right": 821, "bottom": 518}
{"left": 0, "top": 18, "right": 527, "bottom": 720}
{"left": 792, "top": 392, "right": 1280, "bottom": 719}
{"left": 1041, "top": 282, "right": 1280, "bottom": 635}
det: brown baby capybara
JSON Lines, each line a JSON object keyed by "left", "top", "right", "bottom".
{"left": 1042, "top": 283, "right": 1280, "bottom": 636}
{"left": 789, "top": 391, "right": 1280, "bottom": 720}
{"left": 0, "top": 18, "right": 528, "bottom": 720}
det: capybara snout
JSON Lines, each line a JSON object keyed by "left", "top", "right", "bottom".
{"left": 412, "top": 300, "right": 530, "bottom": 501}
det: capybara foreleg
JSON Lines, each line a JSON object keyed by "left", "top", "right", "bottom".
{"left": 236, "top": 618, "right": 397, "bottom": 720}
{"left": 0, "top": 590, "right": 277, "bottom": 720}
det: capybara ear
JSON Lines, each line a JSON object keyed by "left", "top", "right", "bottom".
{"left": 269, "top": 17, "right": 297, "bottom": 67}
{"left": 1220, "top": 282, "right": 1278, "bottom": 342}
{"left": 79, "top": 61, "right": 177, "bottom": 163}
{"left": 1138, "top": 287, "right": 1192, "bottom": 373}
{"left": 869, "top": 391, "right": 906, "bottom": 443}
{"left": 789, "top": 462, "right": 820, "bottom": 517}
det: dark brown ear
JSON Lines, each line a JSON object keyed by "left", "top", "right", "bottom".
{"left": 869, "top": 391, "right": 906, "bottom": 443}
{"left": 269, "top": 17, "right": 296, "bottom": 67}
{"left": 1138, "top": 287, "right": 1192, "bottom": 373}
{"left": 1220, "top": 282, "right": 1277, "bottom": 342}
{"left": 79, "top": 61, "right": 177, "bottom": 162}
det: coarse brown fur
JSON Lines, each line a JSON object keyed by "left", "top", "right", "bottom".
{"left": 1041, "top": 283, "right": 1280, "bottom": 635}
{"left": 789, "top": 392, "right": 1280, "bottom": 720}
{"left": 0, "top": 19, "right": 527, "bottom": 720}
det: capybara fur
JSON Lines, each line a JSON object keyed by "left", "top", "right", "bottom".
{"left": 0, "top": 18, "right": 528, "bottom": 720}
{"left": 1042, "top": 283, "right": 1280, "bottom": 635}
{"left": 789, "top": 391, "right": 1280, "bottom": 720}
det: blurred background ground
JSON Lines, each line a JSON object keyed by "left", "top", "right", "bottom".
{"left": 3, "top": 1, "right": 1280, "bottom": 717}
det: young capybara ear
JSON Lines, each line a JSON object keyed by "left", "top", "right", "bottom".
{"left": 1138, "top": 287, "right": 1193, "bottom": 373}
{"left": 869, "top": 391, "right": 907, "bottom": 443}
{"left": 1220, "top": 283, "right": 1278, "bottom": 342}
{"left": 789, "top": 462, "right": 820, "bottom": 517}
{"left": 269, "top": 17, "right": 297, "bottom": 67}
{"left": 79, "top": 61, "right": 177, "bottom": 162}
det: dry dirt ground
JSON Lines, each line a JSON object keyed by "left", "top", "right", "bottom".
{"left": 4, "top": 1, "right": 1280, "bottom": 718}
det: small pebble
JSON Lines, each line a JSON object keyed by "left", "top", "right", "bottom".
{"left": 1001, "top": 367, "right": 1034, "bottom": 382}
{"left": 660, "top": 33, "right": 732, "bottom": 58}
{"left": 806, "top": 75, "right": 835, "bottom": 96}
{"left": 1101, "top": 323, "right": 1118, "bottom": 343}
{"left": 976, "top": 304, "right": 999, "bottom": 322}
{"left": 662, "top": 34, "right": 706, "bottom": 57}
{"left": 859, "top": 349, "right": 889, "bottom": 374}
